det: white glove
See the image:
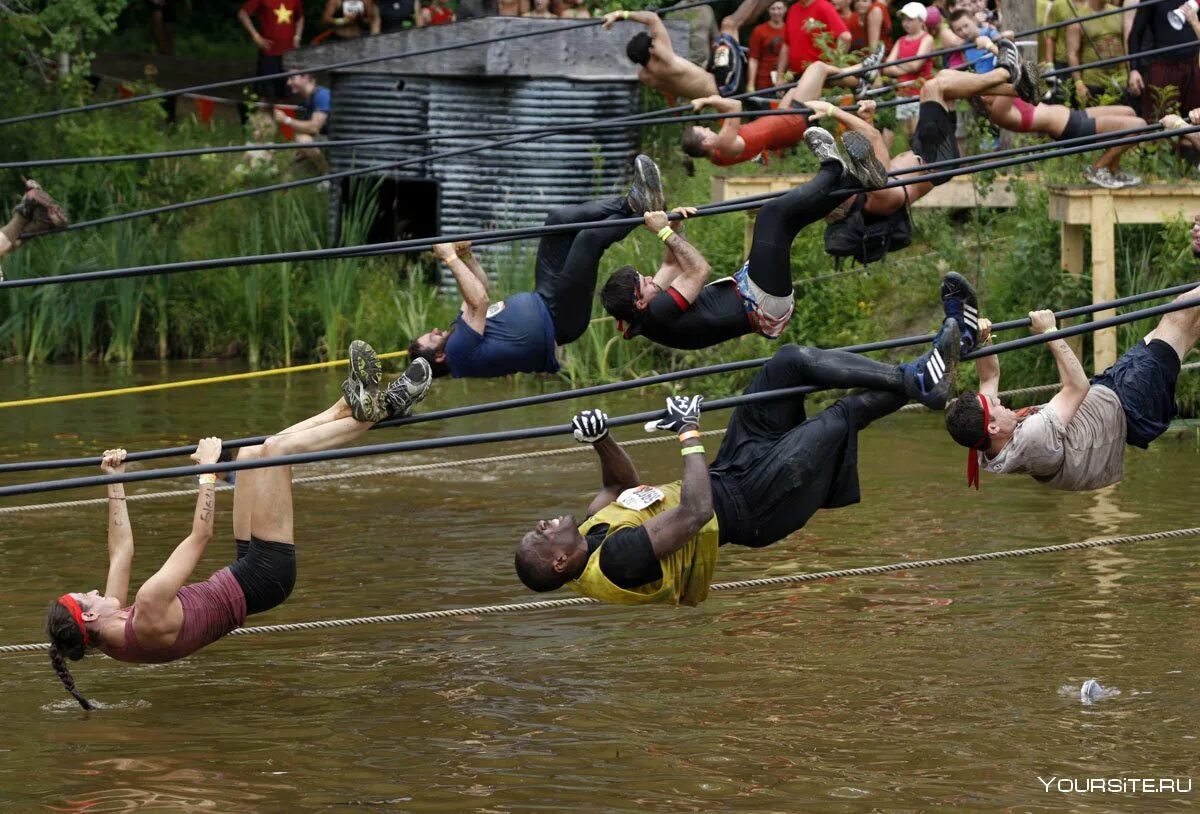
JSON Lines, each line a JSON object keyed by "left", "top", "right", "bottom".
{"left": 572, "top": 409, "right": 609, "bottom": 444}
{"left": 643, "top": 395, "right": 703, "bottom": 433}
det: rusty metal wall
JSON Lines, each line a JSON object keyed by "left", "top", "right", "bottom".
{"left": 325, "top": 73, "right": 641, "bottom": 276}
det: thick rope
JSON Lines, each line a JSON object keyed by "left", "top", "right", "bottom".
{"left": 2, "top": 281, "right": 1194, "bottom": 477}
{"left": 0, "top": 351, "right": 409, "bottom": 410}
{"left": 1, "top": 525, "right": 1194, "bottom": 654}
{"left": 4, "top": 361, "right": 1197, "bottom": 515}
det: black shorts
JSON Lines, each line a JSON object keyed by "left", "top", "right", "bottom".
{"left": 1091, "top": 338, "right": 1180, "bottom": 449}
{"left": 1060, "top": 108, "right": 1097, "bottom": 142}
{"left": 255, "top": 54, "right": 287, "bottom": 101}
{"left": 229, "top": 537, "right": 297, "bottom": 616}
{"left": 912, "top": 102, "right": 959, "bottom": 185}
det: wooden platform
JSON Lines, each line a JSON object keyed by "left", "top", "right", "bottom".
{"left": 1048, "top": 184, "right": 1200, "bottom": 372}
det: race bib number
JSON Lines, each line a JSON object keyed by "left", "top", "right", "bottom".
{"left": 486, "top": 301, "right": 507, "bottom": 319}
{"left": 616, "top": 485, "right": 665, "bottom": 511}
{"left": 344, "top": 0, "right": 366, "bottom": 14}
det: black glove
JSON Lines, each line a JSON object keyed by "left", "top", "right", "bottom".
{"left": 644, "top": 395, "right": 703, "bottom": 433}
{"left": 572, "top": 409, "right": 609, "bottom": 444}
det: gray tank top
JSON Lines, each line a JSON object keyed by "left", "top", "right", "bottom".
{"left": 107, "top": 568, "right": 247, "bottom": 664}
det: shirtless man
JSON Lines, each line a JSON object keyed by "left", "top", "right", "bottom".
{"left": 0, "top": 179, "right": 68, "bottom": 281}
{"left": 945, "top": 280, "right": 1200, "bottom": 491}
{"left": 603, "top": 8, "right": 720, "bottom": 99}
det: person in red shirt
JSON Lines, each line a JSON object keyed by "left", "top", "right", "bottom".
{"left": 785, "top": 0, "right": 850, "bottom": 74}
{"left": 748, "top": 1, "right": 789, "bottom": 90}
{"left": 238, "top": 0, "right": 304, "bottom": 101}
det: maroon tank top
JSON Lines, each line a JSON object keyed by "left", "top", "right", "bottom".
{"left": 106, "top": 568, "right": 247, "bottom": 664}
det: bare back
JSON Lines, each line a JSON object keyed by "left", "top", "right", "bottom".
{"left": 643, "top": 54, "right": 718, "bottom": 99}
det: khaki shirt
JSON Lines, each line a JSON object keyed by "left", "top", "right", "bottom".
{"left": 983, "top": 385, "right": 1127, "bottom": 491}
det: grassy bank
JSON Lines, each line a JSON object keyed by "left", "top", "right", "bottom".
{"left": 1, "top": 94, "right": 1197, "bottom": 411}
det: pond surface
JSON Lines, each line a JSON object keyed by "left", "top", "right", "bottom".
{"left": 0, "top": 360, "right": 1196, "bottom": 812}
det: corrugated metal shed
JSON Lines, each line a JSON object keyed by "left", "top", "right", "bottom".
{"left": 286, "top": 18, "right": 693, "bottom": 277}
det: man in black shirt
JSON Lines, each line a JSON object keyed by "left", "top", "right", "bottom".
{"left": 513, "top": 302, "right": 964, "bottom": 606}
{"left": 1127, "top": 0, "right": 1200, "bottom": 120}
{"left": 599, "top": 126, "right": 887, "bottom": 351}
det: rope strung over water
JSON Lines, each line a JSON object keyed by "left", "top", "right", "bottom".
{"left": 4, "top": 281, "right": 1193, "bottom": 477}
{"left": 5, "top": 362, "right": 1197, "bottom": 517}
{"left": 1, "top": 525, "right": 1194, "bottom": 655}
{"left": 1, "top": 282, "right": 1193, "bottom": 477}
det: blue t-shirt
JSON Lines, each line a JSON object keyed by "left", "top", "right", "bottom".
{"left": 962, "top": 25, "right": 999, "bottom": 74}
{"left": 444, "top": 292, "right": 560, "bottom": 378}
{"left": 300, "top": 86, "right": 331, "bottom": 134}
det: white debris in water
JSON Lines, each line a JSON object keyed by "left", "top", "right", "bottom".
{"left": 1059, "top": 679, "right": 1121, "bottom": 705}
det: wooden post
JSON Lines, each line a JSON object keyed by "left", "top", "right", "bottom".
{"left": 1090, "top": 193, "right": 1118, "bottom": 372}
{"left": 1060, "top": 222, "right": 1086, "bottom": 362}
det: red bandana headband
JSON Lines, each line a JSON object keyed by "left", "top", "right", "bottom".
{"left": 57, "top": 594, "right": 91, "bottom": 647}
{"left": 966, "top": 393, "right": 991, "bottom": 491}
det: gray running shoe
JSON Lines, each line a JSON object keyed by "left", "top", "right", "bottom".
{"left": 1109, "top": 169, "right": 1141, "bottom": 187}
{"left": 1014, "top": 55, "right": 1043, "bottom": 106}
{"left": 842, "top": 130, "right": 888, "bottom": 189}
{"left": 383, "top": 357, "right": 433, "bottom": 419}
{"left": 348, "top": 339, "right": 382, "bottom": 388}
{"left": 14, "top": 179, "right": 68, "bottom": 236}
{"left": 1083, "top": 165, "right": 1122, "bottom": 189}
{"left": 902, "top": 318, "right": 960, "bottom": 410}
{"left": 995, "top": 39, "right": 1022, "bottom": 89}
{"left": 855, "top": 42, "right": 887, "bottom": 97}
{"left": 803, "top": 126, "right": 846, "bottom": 172}
{"left": 625, "top": 154, "right": 665, "bottom": 214}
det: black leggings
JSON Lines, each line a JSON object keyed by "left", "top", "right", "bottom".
{"left": 746, "top": 161, "right": 860, "bottom": 297}
{"left": 229, "top": 537, "right": 297, "bottom": 616}
{"left": 533, "top": 196, "right": 638, "bottom": 345}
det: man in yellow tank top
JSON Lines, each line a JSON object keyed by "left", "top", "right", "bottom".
{"left": 514, "top": 280, "right": 971, "bottom": 606}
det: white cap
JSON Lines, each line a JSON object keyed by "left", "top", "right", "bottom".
{"left": 899, "top": 1, "right": 928, "bottom": 20}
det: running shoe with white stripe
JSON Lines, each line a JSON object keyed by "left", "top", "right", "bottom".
{"left": 855, "top": 42, "right": 887, "bottom": 98}
{"left": 995, "top": 39, "right": 1022, "bottom": 91}
{"left": 941, "top": 271, "right": 980, "bottom": 354}
{"left": 902, "top": 318, "right": 960, "bottom": 410}
{"left": 383, "top": 357, "right": 433, "bottom": 419}
{"left": 842, "top": 131, "right": 888, "bottom": 189}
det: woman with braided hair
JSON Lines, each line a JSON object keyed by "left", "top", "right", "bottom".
{"left": 45, "top": 343, "right": 433, "bottom": 709}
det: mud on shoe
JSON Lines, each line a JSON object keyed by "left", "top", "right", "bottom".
{"left": 842, "top": 131, "right": 888, "bottom": 189}
{"left": 902, "top": 318, "right": 960, "bottom": 410}
{"left": 940, "top": 271, "right": 980, "bottom": 354}
{"left": 803, "top": 126, "right": 846, "bottom": 173}
{"left": 626, "top": 154, "right": 665, "bottom": 215}
{"left": 15, "top": 179, "right": 68, "bottom": 237}
{"left": 383, "top": 357, "right": 433, "bottom": 419}
{"left": 995, "top": 39, "right": 1022, "bottom": 89}
{"left": 341, "top": 377, "right": 387, "bottom": 423}
{"left": 1014, "top": 55, "right": 1043, "bottom": 106}
{"left": 348, "top": 339, "right": 382, "bottom": 389}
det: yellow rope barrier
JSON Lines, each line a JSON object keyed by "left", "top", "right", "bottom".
{"left": 0, "top": 350, "right": 409, "bottom": 409}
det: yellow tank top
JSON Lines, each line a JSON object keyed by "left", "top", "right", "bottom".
{"left": 569, "top": 481, "right": 720, "bottom": 607}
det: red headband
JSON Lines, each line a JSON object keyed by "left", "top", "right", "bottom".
{"left": 966, "top": 393, "right": 991, "bottom": 490}
{"left": 57, "top": 594, "right": 91, "bottom": 647}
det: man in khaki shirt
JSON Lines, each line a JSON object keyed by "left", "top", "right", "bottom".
{"left": 945, "top": 274, "right": 1200, "bottom": 492}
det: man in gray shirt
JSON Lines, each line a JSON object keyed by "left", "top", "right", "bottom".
{"left": 944, "top": 280, "right": 1200, "bottom": 491}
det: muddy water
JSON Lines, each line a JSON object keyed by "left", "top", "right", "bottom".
{"left": 0, "top": 361, "right": 1196, "bottom": 812}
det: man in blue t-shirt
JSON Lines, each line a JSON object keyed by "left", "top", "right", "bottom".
{"left": 273, "top": 72, "right": 331, "bottom": 167}
{"left": 407, "top": 155, "right": 665, "bottom": 379}
{"left": 948, "top": 10, "right": 1010, "bottom": 74}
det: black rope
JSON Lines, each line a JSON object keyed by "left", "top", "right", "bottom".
{"left": 0, "top": 0, "right": 723, "bottom": 129}
{"left": 6, "top": 120, "right": 1197, "bottom": 291}
{"left": 1, "top": 281, "right": 1192, "bottom": 477}
{"left": 1, "top": 291, "right": 1194, "bottom": 499}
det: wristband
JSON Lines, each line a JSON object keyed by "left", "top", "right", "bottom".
{"left": 680, "top": 445, "right": 705, "bottom": 456}
{"left": 198, "top": 474, "right": 217, "bottom": 485}
{"left": 678, "top": 429, "right": 702, "bottom": 442}
{"left": 621, "top": 10, "right": 630, "bottom": 19}
{"left": 657, "top": 225, "right": 674, "bottom": 242}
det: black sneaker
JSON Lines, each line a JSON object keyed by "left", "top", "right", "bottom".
{"left": 15, "top": 180, "right": 67, "bottom": 236}
{"left": 348, "top": 339, "right": 382, "bottom": 389}
{"left": 855, "top": 42, "right": 887, "bottom": 98}
{"left": 1014, "top": 55, "right": 1042, "bottom": 106}
{"left": 941, "top": 272, "right": 980, "bottom": 354}
{"left": 842, "top": 131, "right": 888, "bottom": 189}
{"left": 803, "top": 126, "right": 846, "bottom": 172}
{"left": 383, "top": 357, "right": 433, "bottom": 419}
{"left": 995, "top": 39, "right": 1022, "bottom": 90}
{"left": 902, "top": 318, "right": 960, "bottom": 410}
{"left": 625, "top": 154, "right": 665, "bottom": 215}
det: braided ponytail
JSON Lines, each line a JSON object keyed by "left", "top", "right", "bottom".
{"left": 45, "top": 600, "right": 94, "bottom": 711}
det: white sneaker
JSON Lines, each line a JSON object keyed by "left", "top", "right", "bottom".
{"left": 1083, "top": 166, "right": 1122, "bottom": 189}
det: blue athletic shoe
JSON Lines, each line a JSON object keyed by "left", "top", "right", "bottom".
{"left": 941, "top": 272, "right": 980, "bottom": 354}
{"left": 902, "top": 318, "right": 960, "bottom": 410}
